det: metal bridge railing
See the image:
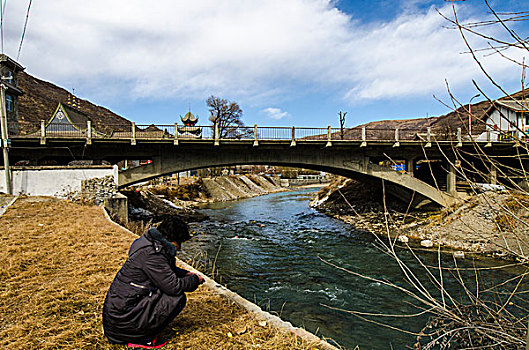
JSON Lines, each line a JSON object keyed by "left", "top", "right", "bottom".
{"left": 3, "top": 120, "right": 511, "bottom": 145}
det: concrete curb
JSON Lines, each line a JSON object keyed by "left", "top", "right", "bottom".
{"left": 0, "top": 196, "right": 18, "bottom": 217}
{"left": 101, "top": 207, "right": 341, "bottom": 350}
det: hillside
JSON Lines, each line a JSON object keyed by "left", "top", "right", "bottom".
{"left": 16, "top": 71, "right": 131, "bottom": 134}
{"left": 344, "top": 100, "right": 492, "bottom": 140}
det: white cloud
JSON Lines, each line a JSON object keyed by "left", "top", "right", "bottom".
{"left": 262, "top": 107, "right": 289, "bottom": 120}
{"left": 2, "top": 1, "right": 522, "bottom": 105}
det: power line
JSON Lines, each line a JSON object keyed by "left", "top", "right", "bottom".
{"left": 1, "top": 0, "right": 4, "bottom": 54}
{"left": 17, "top": 0, "right": 32, "bottom": 61}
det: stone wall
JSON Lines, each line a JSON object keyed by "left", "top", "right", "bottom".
{"left": 81, "top": 175, "right": 118, "bottom": 205}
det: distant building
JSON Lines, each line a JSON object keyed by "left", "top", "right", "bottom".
{"left": 177, "top": 111, "right": 201, "bottom": 137}
{"left": 0, "top": 54, "right": 25, "bottom": 135}
{"left": 45, "top": 101, "right": 100, "bottom": 135}
{"left": 477, "top": 97, "right": 529, "bottom": 141}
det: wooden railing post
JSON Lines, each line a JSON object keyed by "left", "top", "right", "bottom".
{"left": 456, "top": 127, "right": 462, "bottom": 147}
{"left": 425, "top": 127, "right": 431, "bottom": 147}
{"left": 393, "top": 128, "right": 400, "bottom": 147}
{"left": 131, "top": 122, "right": 136, "bottom": 145}
{"left": 174, "top": 122, "right": 179, "bottom": 145}
{"left": 325, "top": 125, "right": 332, "bottom": 147}
{"left": 360, "top": 127, "right": 366, "bottom": 147}
{"left": 86, "top": 121, "right": 92, "bottom": 145}
{"left": 40, "top": 120, "right": 46, "bottom": 145}
{"left": 253, "top": 124, "right": 258, "bottom": 147}
{"left": 290, "top": 127, "right": 296, "bottom": 147}
{"left": 214, "top": 122, "right": 220, "bottom": 146}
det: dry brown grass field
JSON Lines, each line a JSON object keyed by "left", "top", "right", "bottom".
{"left": 0, "top": 196, "right": 322, "bottom": 350}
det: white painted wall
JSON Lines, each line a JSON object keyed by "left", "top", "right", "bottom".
{"left": 0, "top": 165, "right": 118, "bottom": 196}
{"left": 477, "top": 106, "right": 525, "bottom": 141}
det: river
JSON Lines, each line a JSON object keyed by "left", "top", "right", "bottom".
{"left": 178, "top": 187, "right": 526, "bottom": 349}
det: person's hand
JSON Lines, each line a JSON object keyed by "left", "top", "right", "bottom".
{"left": 186, "top": 271, "right": 205, "bottom": 284}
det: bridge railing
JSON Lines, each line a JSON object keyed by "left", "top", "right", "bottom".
{"left": 2, "top": 120, "right": 503, "bottom": 144}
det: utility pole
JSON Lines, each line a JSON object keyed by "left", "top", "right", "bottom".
{"left": 0, "top": 82, "right": 11, "bottom": 194}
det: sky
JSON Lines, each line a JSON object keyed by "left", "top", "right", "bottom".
{"left": 2, "top": 0, "right": 528, "bottom": 127}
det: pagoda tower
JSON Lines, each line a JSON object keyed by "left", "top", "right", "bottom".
{"left": 178, "top": 111, "right": 201, "bottom": 137}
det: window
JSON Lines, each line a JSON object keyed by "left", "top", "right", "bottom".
{"left": 5, "top": 94, "right": 13, "bottom": 112}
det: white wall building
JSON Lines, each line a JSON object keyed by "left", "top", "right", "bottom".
{"left": 477, "top": 100, "right": 529, "bottom": 141}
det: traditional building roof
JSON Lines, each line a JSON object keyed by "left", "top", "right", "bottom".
{"left": 494, "top": 100, "right": 529, "bottom": 112}
{"left": 47, "top": 102, "right": 91, "bottom": 127}
{"left": 181, "top": 111, "right": 198, "bottom": 123}
{"left": 44, "top": 102, "right": 105, "bottom": 136}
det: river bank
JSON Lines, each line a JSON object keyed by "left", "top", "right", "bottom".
{"left": 310, "top": 177, "right": 529, "bottom": 261}
{"left": 121, "top": 175, "right": 287, "bottom": 224}
{"left": 0, "top": 195, "right": 331, "bottom": 349}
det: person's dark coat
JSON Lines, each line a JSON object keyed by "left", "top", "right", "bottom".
{"left": 102, "top": 227, "right": 200, "bottom": 344}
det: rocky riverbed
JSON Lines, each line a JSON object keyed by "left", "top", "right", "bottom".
{"left": 311, "top": 177, "right": 529, "bottom": 261}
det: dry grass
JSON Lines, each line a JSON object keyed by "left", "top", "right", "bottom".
{"left": 0, "top": 196, "right": 321, "bottom": 350}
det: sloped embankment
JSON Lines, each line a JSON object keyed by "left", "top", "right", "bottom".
{"left": 200, "top": 175, "right": 284, "bottom": 202}
{"left": 120, "top": 175, "right": 285, "bottom": 229}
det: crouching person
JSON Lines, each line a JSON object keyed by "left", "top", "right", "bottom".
{"left": 102, "top": 215, "right": 204, "bottom": 349}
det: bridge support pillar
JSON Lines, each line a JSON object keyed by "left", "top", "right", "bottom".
{"left": 406, "top": 158, "right": 415, "bottom": 177}
{"left": 362, "top": 156, "right": 369, "bottom": 172}
{"left": 447, "top": 162, "right": 457, "bottom": 195}
{"left": 488, "top": 166, "right": 497, "bottom": 185}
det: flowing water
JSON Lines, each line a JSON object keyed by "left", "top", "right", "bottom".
{"left": 179, "top": 187, "right": 527, "bottom": 349}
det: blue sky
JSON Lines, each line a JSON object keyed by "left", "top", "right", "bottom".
{"left": 3, "top": 0, "right": 528, "bottom": 127}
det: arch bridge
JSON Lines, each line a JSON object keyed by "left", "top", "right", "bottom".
{"left": 8, "top": 123, "right": 522, "bottom": 208}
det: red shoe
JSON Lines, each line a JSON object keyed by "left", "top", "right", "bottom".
{"left": 127, "top": 337, "right": 168, "bottom": 349}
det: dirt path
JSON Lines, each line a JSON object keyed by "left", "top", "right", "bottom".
{"left": 0, "top": 196, "right": 329, "bottom": 349}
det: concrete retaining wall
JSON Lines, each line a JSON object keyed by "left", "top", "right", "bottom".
{"left": 201, "top": 175, "right": 284, "bottom": 201}
{"left": 0, "top": 165, "right": 118, "bottom": 196}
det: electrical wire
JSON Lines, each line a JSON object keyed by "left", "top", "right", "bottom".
{"left": 17, "top": 0, "right": 32, "bottom": 61}
{"left": 1, "top": 0, "right": 4, "bottom": 54}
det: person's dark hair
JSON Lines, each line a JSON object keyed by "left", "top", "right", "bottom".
{"left": 156, "top": 215, "right": 191, "bottom": 244}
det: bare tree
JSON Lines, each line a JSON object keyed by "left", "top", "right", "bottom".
{"left": 319, "top": 2, "right": 529, "bottom": 349}
{"left": 339, "top": 111, "right": 347, "bottom": 140}
{"left": 206, "top": 96, "right": 246, "bottom": 139}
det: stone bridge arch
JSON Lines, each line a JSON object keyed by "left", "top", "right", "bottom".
{"left": 118, "top": 144, "right": 458, "bottom": 208}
